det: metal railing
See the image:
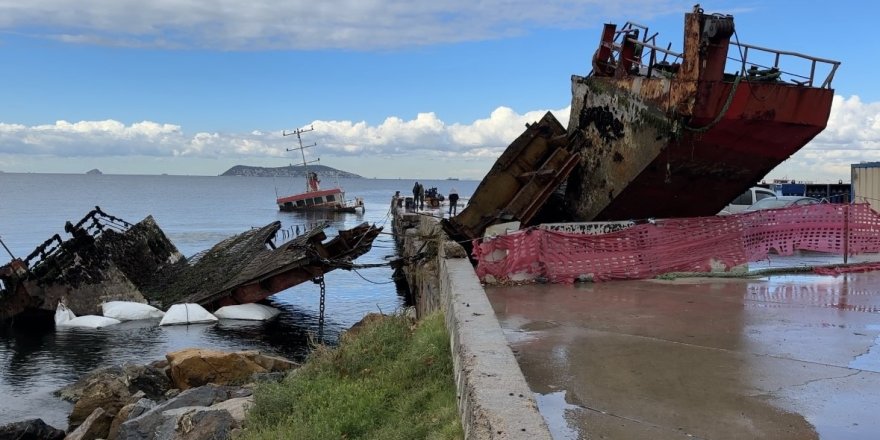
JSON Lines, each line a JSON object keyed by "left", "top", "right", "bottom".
{"left": 600, "top": 21, "right": 840, "bottom": 89}
{"left": 729, "top": 42, "right": 840, "bottom": 88}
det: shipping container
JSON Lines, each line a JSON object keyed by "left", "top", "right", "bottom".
{"left": 852, "top": 162, "right": 880, "bottom": 211}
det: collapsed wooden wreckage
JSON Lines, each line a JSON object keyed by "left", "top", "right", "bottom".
{"left": 0, "top": 207, "right": 381, "bottom": 324}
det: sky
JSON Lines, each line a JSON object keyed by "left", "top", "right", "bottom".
{"left": 0, "top": 0, "right": 876, "bottom": 181}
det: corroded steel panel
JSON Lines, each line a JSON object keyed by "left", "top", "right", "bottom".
{"left": 444, "top": 112, "right": 570, "bottom": 240}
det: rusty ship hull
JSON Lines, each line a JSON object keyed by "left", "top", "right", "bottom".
{"left": 444, "top": 6, "right": 839, "bottom": 241}
{"left": 569, "top": 77, "right": 835, "bottom": 220}
{"left": 565, "top": 6, "right": 838, "bottom": 221}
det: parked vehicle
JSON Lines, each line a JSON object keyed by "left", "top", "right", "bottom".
{"left": 744, "top": 196, "right": 821, "bottom": 212}
{"left": 719, "top": 187, "right": 778, "bottom": 215}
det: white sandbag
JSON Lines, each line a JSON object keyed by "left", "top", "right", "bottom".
{"left": 55, "top": 303, "right": 121, "bottom": 328}
{"left": 214, "top": 303, "right": 281, "bottom": 321}
{"left": 159, "top": 303, "right": 218, "bottom": 326}
{"left": 54, "top": 303, "right": 76, "bottom": 326}
{"left": 61, "top": 315, "right": 122, "bottom": 329}
{"left": 102, "top": 301, "right": 165, "bottom": 321}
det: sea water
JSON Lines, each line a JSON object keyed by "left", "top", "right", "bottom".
{"left": 0, "top": 173, "right": 476, "bottom": 428}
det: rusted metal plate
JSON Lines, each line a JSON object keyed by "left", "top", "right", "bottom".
{"left": 443, "top": 112, "right": 570, "bottom": 240}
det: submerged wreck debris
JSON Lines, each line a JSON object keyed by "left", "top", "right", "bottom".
{"left": 444, "top": 5, "right": 840, "bottom": 240}
{"left": 143, "top": 220, "right": 380, "bottom": 308}
{"left": 0, "top": 207, "right": 381, "bottom": 324}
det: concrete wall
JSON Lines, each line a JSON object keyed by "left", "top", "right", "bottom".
{"left": 392, "top": 203, "right": 551, "bottom": 440}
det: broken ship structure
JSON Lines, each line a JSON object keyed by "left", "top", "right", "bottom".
{"left": 445, "top": 5, "right": 840, "bottom": 241}
{"left": 0, "top": 207, "right": 381, "bottom": 324}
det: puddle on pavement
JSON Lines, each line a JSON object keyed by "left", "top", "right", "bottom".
{"left": 850, "top": 324, "right": 880, "bottom": 372}
{"left": 521, "top": 320, "right": 560, "bottom": 332}
{"left": 535, "top": 390, "right": 581, "bottom": 440}
{"left": 488, "top": 271, "right": 880, "bottom": 439}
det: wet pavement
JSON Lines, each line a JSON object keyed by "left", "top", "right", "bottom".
{"left": 486, "top": 271, "right": 880, "bottom": 439}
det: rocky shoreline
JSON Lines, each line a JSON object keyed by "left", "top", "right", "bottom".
{"left": 0, "top": 348, "right": 298, "bottom": 440}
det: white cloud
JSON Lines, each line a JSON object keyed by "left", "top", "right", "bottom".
{"left": 3, "top": 94, "right": 879, "bottom": 183}
{"left": 0, "top": 0, "right": 690, "bottom": 50}
{"left": 768, "top": 95, "right": 880, "bottom": 182}
{"left": 0, "top": 105, "right": 570, "bottom": 164}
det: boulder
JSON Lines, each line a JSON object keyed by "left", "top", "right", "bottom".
{"left": 58, "top": 364, "right": 170, "bottom": 404}
{"left": 166, "top": 349, "right": 297, "bottom": 390}
{"left": 342, "top": 313, "right": 386, "bottom": 340}
{"left": 108, "top": 398, "right": 156, "bottom": 440}
{"left": 154, "top": 407, "right": 235, "bottom": 440}
{"left": 208, "top": 396, "right": 254, "bottom": 425}
{"left": 116, "top": 384, "right": 236, "bottom": 440}
{"left": 0, "top": 418, "right": 65, "bottom": 440}
{"left": 64, "top": 407, "right": 112, "bottom": 440}
{"left": 122, "top": 364, "right": 172, "bottom": 401}
{"left": 68, "top": 372, "right": 131, "bottom": 428}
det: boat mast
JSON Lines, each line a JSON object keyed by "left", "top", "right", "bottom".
{"left": 283, "top": 125, "right": 319, "bottom": 193}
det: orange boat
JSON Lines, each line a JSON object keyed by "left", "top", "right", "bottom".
{"left": 275, "top": 126, "right": 364, "bottom": 213}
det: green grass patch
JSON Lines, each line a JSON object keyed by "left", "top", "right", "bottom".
{"left": 240, "top": 311, "right": 463, "bottom": 440}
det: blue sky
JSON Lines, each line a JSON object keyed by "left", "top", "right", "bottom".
{"left": 0, "top": 0, "right": 876, "bottom": 180}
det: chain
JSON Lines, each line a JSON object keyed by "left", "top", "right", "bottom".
{"left": 314, "top": 275, "right": 326, "bottom": 342}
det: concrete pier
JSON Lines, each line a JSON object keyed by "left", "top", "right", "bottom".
{"left": 392, "top": 199, "right": 551, "bottom": 439}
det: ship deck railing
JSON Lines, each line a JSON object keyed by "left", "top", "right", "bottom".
{"left": 604, "top": 21, "right": 840, "bottom": 89}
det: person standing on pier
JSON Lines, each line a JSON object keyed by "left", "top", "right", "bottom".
{"left": 448, "top": 187, "right": 459, "bottom": 216}
{"left": 412, "top": 181, "right": 421, "bottom": 211}
{"left": 418, "top": 183, "right": 426, "bottom": 210}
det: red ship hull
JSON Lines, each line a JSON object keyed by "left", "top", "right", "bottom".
{"left": 564, "top": 7, "right": 839, "bottom": 221}
{"left": 590, "top": 81, "right": 835, "bottom": 220}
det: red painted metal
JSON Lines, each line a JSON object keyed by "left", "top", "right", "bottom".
{"left": 276, "top": 188, "right": 343, "bottom": 204}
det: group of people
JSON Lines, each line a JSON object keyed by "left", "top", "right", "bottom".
{"left": 412, "top": 181, "right": 460, "bottom": 216}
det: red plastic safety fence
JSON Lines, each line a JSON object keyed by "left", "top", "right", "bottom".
{"left": 473, "top": 204, "right": 880, "bottom": 283}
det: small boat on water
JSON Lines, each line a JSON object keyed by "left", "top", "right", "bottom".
{"left": 275, "top": 126, "right": 365, "bottom": 213}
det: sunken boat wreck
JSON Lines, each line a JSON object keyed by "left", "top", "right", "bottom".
{"left": 0, "top": 207, "right": 381, "bottom": 324}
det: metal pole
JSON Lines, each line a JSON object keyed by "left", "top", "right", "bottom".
{"left": 0, "top": 235, "right": 16, "bottom": 260}
{"left": 843, "top": 204, "right": 849, "bottom": 265}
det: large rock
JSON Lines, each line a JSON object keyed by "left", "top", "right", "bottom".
{"left": 343, "top": 313, "right": 386, "bottom": 341}
{"left": 166, "top": 349, "right": 297, "bottom": 390}
{"left": 108, "top": 398, "right": 156, "bottom": 440}
{"left": 123, "top": 364, "right": 172, "bottom": 400}
{"left": 68, "top": 371, "right": 132, "bottom": 428}
{"left": 154, "top": 407, "right": 235, "bottom": 440}
{"left": 64, "top": 407, "right": 113, "bottom": 440}
{"left": 116, "top": 384, "right": 242, "bottom": 440}
{"left": 208, "top": 396, "right": 254, "bottom": 425}
{"left": 58, "top": 364, "right": 170, "bottom": 404}
{"left": 0, "top": 418, "right": 65, "bottom": 440}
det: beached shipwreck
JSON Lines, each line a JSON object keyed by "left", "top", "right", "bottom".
{"left": 445, "top": 5, "right": 840, "bottom": 240}
{"left": 0, "top": 207, "right": 381, "bottom": 324}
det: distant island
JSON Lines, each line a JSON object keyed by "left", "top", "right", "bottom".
{"left": 221, "top": 164, "right": 362, "bottom": 178}
{"left": 86, "top": 168, "right": 103, "bottom": 175}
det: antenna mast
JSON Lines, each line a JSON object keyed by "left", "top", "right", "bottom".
{"left": 283, "top": 125, "right": 319, "bottom": 192}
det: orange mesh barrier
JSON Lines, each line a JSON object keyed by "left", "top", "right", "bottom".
{"left": 473, "top": 204, "right": 880, "bottom": 283}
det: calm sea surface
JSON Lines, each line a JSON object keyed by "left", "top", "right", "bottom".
{"left": 0, "top": 173, "right": 477, "bottom": 428}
